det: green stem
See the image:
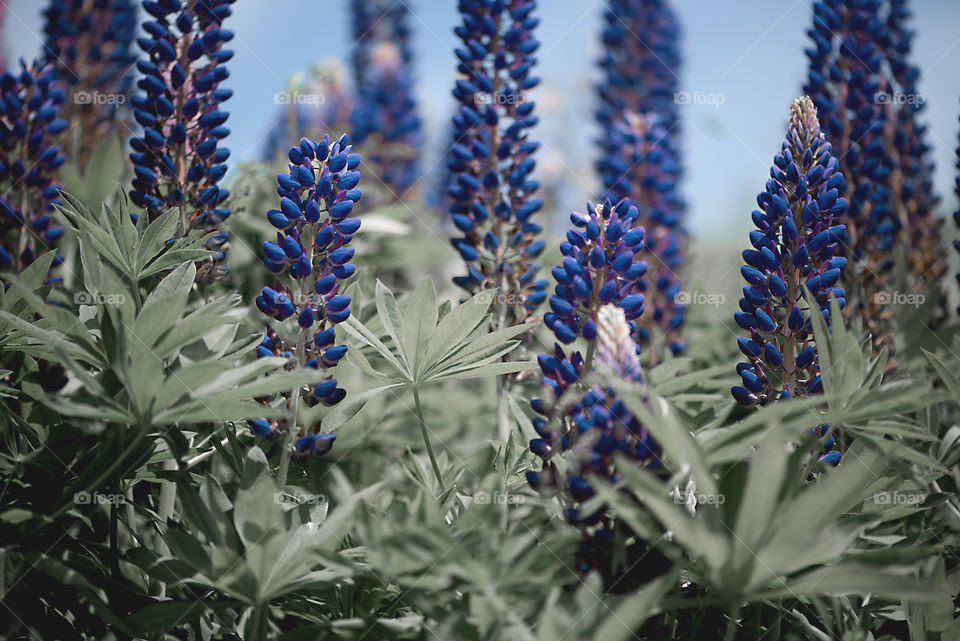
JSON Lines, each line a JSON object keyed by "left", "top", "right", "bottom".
{"left": 110, "top": 482, "right": 120, "bottom": 578}
{"left": 277, "top": 219, "right": 318, "bottom": 487}
{"left": 248, "top": 603, "right": 269, "bottom": 640}
{"left": 157, "top": 457, "right": 177, "bottom": 595}
{"left": 413, "top": 387, "right": 445, "bottom": 493}
{"left": 723, "top": 604, "right": 742, "bottom": 641}
{"left": 496, "top": 376, "right": 511, "bottom": 441}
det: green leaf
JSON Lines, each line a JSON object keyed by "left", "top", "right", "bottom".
{"left": 135, "top": 208, "right": 181, "bottom": 275}
{"left": 135, "top": 261, "right": 195, "bottom": 347}
{"left": 403, "top": 277, "right": 438, "bottom": 377}
{"left": 424, "top": 289, "right": 495, "bottom": 366}
{"left": 340, "top": 314, "right": 407, "bottom": 377}
{"left": 594, "top": 571, "right": 676, "bottom": 641}
{"left": 610, "top": 379, "right": 717, "bottom": 496}
{"left": 375, "top": 280, "right": 410, "bottom": 372}
{"left": 304, "top": 383, "right": 402, "bottom": 432}
{"left": 922, "top": 349, "right": 960, "bottom": 399}
{"left": 427, "top": 360, "right": 536, "bottom": 382}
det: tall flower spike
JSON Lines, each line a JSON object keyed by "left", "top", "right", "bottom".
{"left": 0, "top": 62, "right": 68, "bottom": 276}
{"left": 954, "top": 105, "right": 960, "bottom": 317}
{"left": 596, "top": 0, "right": 682, "bottom": 152}
{"left": 596, "top": 1, "right": 686, "bottom": 361}
{"left": 884, "top": 0, "right": 944, "bottom": 295}
{"left": 350, "top": 0, "right": 414, "bottom": 87}
{"left": 0, "top": 4, "right": 7, "bottom": 73}
{"left": 529, "top": 288, "right": 661, "bottom": 581}
{"left": 731, "top": 97, "right": 845, "bottom": 465}
{"left": 248, "top": 134, "right": 362, "bottom": 459}
{"left": 803, "top": 0, "right": 898, "bottom": 359}
{"left": 447, "top": 0, "right": 547, "bottom": 329}
{"left": 262, "top": 62, "right": 354, "bottom": 162}
{"left": 42, "top": 0, "right": 138, "bottom": 162}
{"left": 351, "top": 42, "right": 422, "bottom": 201}
{"left": 129, "top": 0, "right": 235, "bottom": 284}
{"left": 350, "top": 0, "right": 421, "bottom": 201}
{"left": 527, "top": 199, "right": 652, "bottom": 521}
{"left": 600, "top": 111, "right": 685, "bottom": 360}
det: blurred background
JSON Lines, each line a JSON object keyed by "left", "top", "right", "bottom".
{"left": 3, "top": 0, "right": 960, "bottom": 241}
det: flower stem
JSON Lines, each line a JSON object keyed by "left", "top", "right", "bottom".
{"left": 413, "top": 386, "right": 445, "bottom": 494}
{"left": 248, "top": 603, "right": 269, "bottom": 640}
{"left": 276, "top": 389, "right": 300, "bottom": 488}
{"left": 496, "top": 376, "right": 511, "bottom": 441}
{"left": 277, "top": 220, "right": 318, "bottom": 486}
{"left": 723, "top": 604, "right": 741, "bottom": 641}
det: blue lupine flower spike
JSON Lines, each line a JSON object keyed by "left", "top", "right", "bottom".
{"left": 528, "top": 196, "right": 652, "bottom": 535}
{"left": 262, "top": 63, "right": 354, "bottom": 162}
{"left": 954, "top": 103, "right": 960, "bottom": 317}
{"left": 350, "top": 0, "right": 421, "bottom": 201}
{"left": 596, "top": 0, "right": 682, "bottom": 153}
{"left": 0, "top": 61, "right": 68, "bottom": 278}
{"left": 528, "top": 302, "right": 660, "bottom": 579}
{"left": 803, "top": 0, "right": 899, "bottom": 359}
{"left": 731, "top": 96, "right": 845, "bottom": 466}
{"left": 129, "top": 0, "right": 236, "bottom": 284}
{"left": 884, "top": 0, "right": 944, "bottom": 294}
{"left": 42, "top": 0, "right": 138, "bottom": 162}
{"left": 599, "top": 111, "right": 686, "bottom": 361}
{"left": 447, "top": 0, "right": 547, "bottom": 329}
{"left": 248, "top": 134, "right": 362, "bottom": 459}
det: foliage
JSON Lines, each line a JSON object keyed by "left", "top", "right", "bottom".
{"left": 1, "top": 0, "right": 959, "bottom": 639}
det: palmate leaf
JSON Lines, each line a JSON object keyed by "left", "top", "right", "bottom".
{"left": 57, "top": 131, "right": 125, "bottom": 207}
{"left": 608, "top": 376, "right": 717, "bottom": 496}
{"left": 340, "top": 279, "right": 536, "bottom": 392}
{"left": 56, "top": 190, "right": 213, "bottom": 285}
{"left": 3, "top": 252, "right": 315, "bottom": 428}
{"left": 149, "top": 452, "right": 376, "bottom": 612}
{"left": 592, "top": 411, "right": 939, "bottom": 608}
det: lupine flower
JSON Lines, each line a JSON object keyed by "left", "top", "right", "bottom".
{"left": 803, "top": 0, "right": 899, "bottom": 357}
{"left": 350, "top": 0, "right": 421, "bottom": 201}
{"left": 0, "top": 4, "right": 7, "bottom": 73}
{"left": 447, "top": 0, "right": 547, "bottom": 329}
{"left": 599, "top": 111, "right": 685, "bottom": 360}
{"left": 248, "top": 134, "right": 362, "bottom": 459}
{"left": 350, "top": 0, "right": 414, "bottom": 88}
{"left": 527, "top": 200, "right": 652, "bottom": 521}
{"left": 528, "top": 295, "right": 661, "bottom": 578}
{"left": 954, "top": 106, "right": 960, "bottom": 317}
{"left": 731, "top": 97, "right": 846, "bottom": 465}
{"left": 128, "top": 0, "right": 235, "bottom": 284}
{"left": 596, "top": 0, "right": 682, "bottom": 151}
{"left": 42, "top": 0, "right": 138, "bottom": 162}
{"left": 262, "top": 62, "right": 354, "bottom": 162}
{"left": 351, "top": 42, "right": 422, "bottom": 201}
{"left": 884, "top": 0, "right": 944, "bottom": 294}
{"left": 0, "top": 62, "right": 68, "bottom": 276}
{"left": 595, "top": 1, "right": 686, "bottom": 361}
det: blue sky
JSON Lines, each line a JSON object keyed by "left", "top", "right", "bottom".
{"left": 4, "top": 0, "right": 960, "bottom": 239}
